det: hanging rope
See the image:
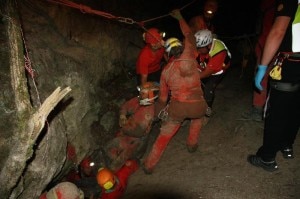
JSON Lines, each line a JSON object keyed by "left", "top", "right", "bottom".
{"left": 47, "top": 0, "right": 142, "bottom": 26}
{"left": 46, "top": 0, "right": 197, "bottom": 29}
{"left": 141, "top": 0, "right": 197, "bottom": 24}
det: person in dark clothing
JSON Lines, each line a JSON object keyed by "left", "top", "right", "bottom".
{"left": 247, "top": 0, "right": 300, "bottom": 172}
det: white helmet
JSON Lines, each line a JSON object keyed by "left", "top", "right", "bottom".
{"left": 46, "top": 182, "right": 84, "bottom": 199}
{"left": 164, "top": 37, "right": 182, "bottom": 53}
{"left": 195, "top": 29, "right": 213, "bottom": 48}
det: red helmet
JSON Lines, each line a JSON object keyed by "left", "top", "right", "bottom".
{"left": 143, "top": 28, "right": 163, "bottom": 44}
{"left": 80, "top": 157, "right": 91, "bottom": 169}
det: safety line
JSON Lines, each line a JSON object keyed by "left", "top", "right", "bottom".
{"left": 141, "top": 0, "right": 197, "bottom": 24}
{"left": 46, "top": 0, "right": 197, "bottom": 28}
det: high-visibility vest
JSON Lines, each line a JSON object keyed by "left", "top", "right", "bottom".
{"left": 209, "top": 39, "right": 231, "bottom": 68}
{"left": 292, "top": 0, "right": 300, "bottom": 52}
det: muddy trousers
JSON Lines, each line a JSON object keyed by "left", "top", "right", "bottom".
{"left": 104, "top": 135, "right": 148, "bottom": 171}
{"left": 256, "top": 86, "right": 300, "bottom": 161}
{"left": 144, "top": 118, "right": 202, "bottom": 171}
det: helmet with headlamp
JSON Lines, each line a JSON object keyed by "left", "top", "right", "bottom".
{"left": 97, "top": 167, "right": 116, "bottom": 190}
{"left": 137, "top": 82, "right": 159, "bottom": 106}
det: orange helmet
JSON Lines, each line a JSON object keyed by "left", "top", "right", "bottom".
{"left": 137, "top": 82, "right": 159, "bottom": 105}
{"left": 143, "top": 28, "right": 164, "bottom": 44}
{"left": 97, "top": 168, "right": 116, "bottom": 190}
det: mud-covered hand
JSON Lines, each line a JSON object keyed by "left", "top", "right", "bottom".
{"left": 254, "top": 65, "right": 267, "bottom": 91}
{"left": 119, "top": 114, "right": 127, "bottom": 127}
{"left": 170, "top": 9, "right": 183, "bottom": 20}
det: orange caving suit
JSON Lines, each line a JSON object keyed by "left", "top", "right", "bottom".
{"left": 100, "top": 160, "right": 139, "bottom": 199}
{"left": 143, "top": 17, "right": 208, "bottom": 171}
{"left": 104, "top": 97, "right": 154, "bottom": 171}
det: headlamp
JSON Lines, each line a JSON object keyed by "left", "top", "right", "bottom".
{"left": 206, "top": 10, "right": 213, "bottom": 14}
{"left": 89, "top": 162, "right": 95, "bottom": 167}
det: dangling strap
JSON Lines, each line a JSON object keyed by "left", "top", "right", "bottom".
{"left": 158, "top": 104, "right": 169, "bottom": 121}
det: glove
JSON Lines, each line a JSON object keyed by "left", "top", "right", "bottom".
{"left": 170, "top": 9, "right": 183, "bottom": 20}
{"left": 119, "top": 114, "right": 127, "bottom": 127}
{"left": 254, "top": 65, "right": 267, "bottom": 91}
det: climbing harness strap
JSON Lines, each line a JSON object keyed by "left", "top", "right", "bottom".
{"left": 269, "top": 52, "right": 300, "bottom": 80}
{"left": 158, "top": 104, "right": 169, "bottom": 121}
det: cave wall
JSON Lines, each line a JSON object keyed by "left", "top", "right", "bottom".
{"left": 0, "top": 0, "right": 258, "bottom": 197}
{"left": 0, "top": 0, "right": 150, "bottom": 197}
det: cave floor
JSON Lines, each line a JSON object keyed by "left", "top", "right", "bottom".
{"left": 122, "top": 64, "right": 300, "bottom": 199}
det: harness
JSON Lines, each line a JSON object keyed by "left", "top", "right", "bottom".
{"left": 269, "top": 52, "right": 300, "bottom": 80}
{"left": 269, "top": 1, "right": 300, "bottom": 83}
{"left": 158, "top": 104, "right": 169, "bottom": 121}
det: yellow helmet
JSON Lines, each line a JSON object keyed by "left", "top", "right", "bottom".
{"left": 164, "top": 37, "right": 182, "bottom": 54}
{"left": 96, "top": 168, "right": 116, "bottom": 190}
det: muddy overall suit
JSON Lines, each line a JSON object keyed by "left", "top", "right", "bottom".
{"left": 142, "top": 9, "right": 208, "bottom": 174}
{"left": 104, "top": 82, "right": 158, "bottom": 172}
{"left": 248, "top": 0, "right": 300, "bottom": 172}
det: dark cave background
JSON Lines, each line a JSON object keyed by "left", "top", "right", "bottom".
{"left": 0, "top": 0, "right": 261, "bottom": 198}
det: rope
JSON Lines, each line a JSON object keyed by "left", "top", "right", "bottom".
{"left": 47, "top": 0, "right": 141, "bottom": 25}
{"left": 47, "top": 0, "right": 197, "bottom": 28}
{"left": 46, "top": 0, "right": 198, "bottom": 49}
{"left": 0, "top": 4, "right": 42, "bottom": 109}
{"left": 141, "top": 0, "right": 197, "bottom": 24}
{"left": 47, "top": 0, "right": 259, "bottom": 44}
{"left": 15, "top": 0, "right": 42, "bottom": 107}
{"left": 46, "top": 0, "right": 198, "bottom": 52}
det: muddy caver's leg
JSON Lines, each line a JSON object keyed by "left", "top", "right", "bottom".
{"left": 143, "top": 121, "right": 180, "bottom": 174}
{"left": 105, "top": 136, "right": 141, "bottom": 172}
{"left": 186, "top": 118, "right": 202, "bottom": 153}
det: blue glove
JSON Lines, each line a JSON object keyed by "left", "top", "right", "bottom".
{"left": 254, "top": 65, "right": 267, "bottom": 91}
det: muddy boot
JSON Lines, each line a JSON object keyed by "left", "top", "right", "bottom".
{"left": 187, "top": 144, "right": 198, "bottom": 153}
{"left": 240, "top": 106, "right": 263, "bottom": 122}
{"left": 141, "top": 163, "right": 153, "bottom": 175}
